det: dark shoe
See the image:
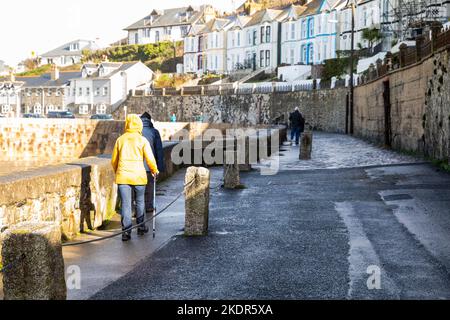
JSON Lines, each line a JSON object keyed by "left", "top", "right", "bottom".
{"left": 146, "top": 209, "right": 154, "bottom": 214}
{"left": 137, "top": 226, "right": 149, "bottom": 236}
{"left": 122, "top": 232, "right": 131, "bottom": 242}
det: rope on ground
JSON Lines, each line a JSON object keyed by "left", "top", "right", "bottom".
{"left": 62, "top": 179, "right": 195, "bottom": 247}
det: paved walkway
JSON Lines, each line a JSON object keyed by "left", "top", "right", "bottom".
{"left": 88, "top": 132, "right": 450, "bottom": 300}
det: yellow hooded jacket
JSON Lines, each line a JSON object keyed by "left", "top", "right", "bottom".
{"left": 111, "top": 114, "right": 159, "bottom": 185}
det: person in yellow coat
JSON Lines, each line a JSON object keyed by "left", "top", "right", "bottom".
{"left": 111, "top": 114, "right": 159, "bottom": 241}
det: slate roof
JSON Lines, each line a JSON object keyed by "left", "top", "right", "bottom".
{"left": 245, "top": 8, "right": 285, "bottom": 27}
{"left": 125, "top": 6, "right": 204, "bottom": 30}
{"left": 41, "top": 40, "right": 99, "bottom": 58}
{"left": 16, "top": 72, "right": 81, "bottom": 88}
{"left": 200, "top": 18, "right": 231, "bottom": 33}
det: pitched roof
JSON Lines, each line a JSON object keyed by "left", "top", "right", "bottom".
{"left": 301, "top": 0, "right": 326, "bottom": 17}
{"left": 16, "top": 72, "right": 81, "bottom": 88}
{"left": 200, "top": 18, "right": 231, "bottom": 33}
{"left": 245, "top": 8, "right": 285, "bottom": 27}
{"left": 124, "top": 7, "right": 204, "bottom": 30}
{"left": 41, "top": 40, "right": 99, "bottom": 58}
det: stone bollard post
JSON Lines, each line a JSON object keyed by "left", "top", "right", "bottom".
{"left": 224, "top": 137, "right": 240, "bottom": 188}
{"left": 299, "top": 130, "right": 313, "bottom": 160}
{"left": 1, "top": 222, "right": 66, "bottom": 300}
{"left": 184, "top": 167, "right": 210, "bottom": 236}
{"left": 239, "top": 136, "right": 252, "bottom": 172}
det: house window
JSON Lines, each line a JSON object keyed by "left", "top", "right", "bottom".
{"left": 308, "top": 44, "right": 314, "bottom": 64}
{"left": 301, "top": 45, "right": 307, "bottom": 63}
{"left": 78, "top": 87, "right": 83, "bottom": 96}
{"left": 144, "top": 28, "right": 151, "bottom": 38}
{"left": 72, "top": 88, "right": 76, "bottom": 96}
{"left": 86, "top": 87, "right": 90, "bottom": 96}
{"left": 164, "top": 27, "right": 172, "bottom": 36}
{"left": 48, "top": 104, "right": 56, "bottom": 112}
{"left": 1, "top": 104, "right": 10, "bottom": 114}
{"left": 266, "top": 26, "right": 271, "bottom": 43}
{"left": 260, "top": 26, "right": 265, "bottom": 43}
{"left": 290, "top": 48, "right": 295, "bottom": 65}
{"left": 302, "top": 20, "right": 307, "bottom": 38}
{"left": 56, "top": 89, "right": 61, "bottom": 96}
{"left": 47, "top": 89, "right": 52, "bottom": 97}
{"left": 34, "top": 104, "right": 42, "bottom": 114}
{"left": 253, "top": 30, "right": 257, "bottom": 45}
{"left": 247, "top": 30, "right": 251, "bottom": 45}
{"left": 181, "top": 26, "right": 188, "bottom": 37}
{"left": 103, "top": 87, "right": 108, "bottom": 96}
{"left": 96, "top": 104, "right": 107, "bottom": 115}
{"left": 155, "top": 31, "right": 160, "bottom": 43}
{"left": 309, "top": 18, "right": 314, "bottom": 37}
{"left": 260, "top": 50, "right": 264, "bottom": 67}
{"left": 237, "top": 32, "right": 241, "bottom": 46}
{"left": 79, "top": 104, "right": 89, "bottom": 115}
{"left": 95, "top": 87, "right": 100, "bottom": 96}
{"left": 265, "top": 50, "right": 270, "bottom": 67}
{"left": 215, "top": 33, "right": 219, "bottom": 48}
{"left": 290, "top": 23, "right": 295, "bottom": 40}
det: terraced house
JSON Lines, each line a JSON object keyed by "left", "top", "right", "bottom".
{"left": 125, "top": 5, "right": 216, "bottom": 45}
{"left": 280, "top": 0, "right": 339, "bottom": 68}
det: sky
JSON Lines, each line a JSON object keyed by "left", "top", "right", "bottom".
{"left": 0, "top": 0, "right": 240, "bottom": 67}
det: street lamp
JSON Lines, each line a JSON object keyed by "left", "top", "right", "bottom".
{"left": 347, "top": 0, "right": 356, "bottom": 135}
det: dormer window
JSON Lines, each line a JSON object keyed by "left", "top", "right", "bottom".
{"left": 70, "top": 43, "right": 80, "bottom": 51}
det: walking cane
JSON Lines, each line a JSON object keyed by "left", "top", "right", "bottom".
{"left": 153, "top": 175, "right": 157, "bottom": 238}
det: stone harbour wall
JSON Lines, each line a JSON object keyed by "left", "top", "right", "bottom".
{"left": 0, "top": 119, "right": 125, "bottom": 162}
{"left": 115, "top": 88, "right": 347, "bottom": 133}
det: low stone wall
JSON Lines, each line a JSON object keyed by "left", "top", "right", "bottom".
{"left": 0, "top": 119, "right": 124, "bottom": 162}
{"left": 0, "top": 142, "right": 181, "bottom": 244}
{"left": 115, "top": 88, "right": 347, "bottom": 133}
{"left": 354, "top": 47, "right": 450, "bottom": 161}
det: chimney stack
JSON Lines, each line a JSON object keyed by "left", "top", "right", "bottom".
{"left": 51, "top": 64, "right": 59, "bottom": 81}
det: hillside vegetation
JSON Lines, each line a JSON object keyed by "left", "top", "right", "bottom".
{"left": 82, "top": 41, "right": 184, "bottom": 73}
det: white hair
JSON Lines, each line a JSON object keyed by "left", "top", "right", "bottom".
{"left": 294, "top": 107, "right": 299, "bottom": 111}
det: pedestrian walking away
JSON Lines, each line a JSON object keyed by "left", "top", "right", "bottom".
{"left": 111, "top": 114, "right": 159, "bottom": 241}
{"left": 141, "top": 112, "right": 165, "bottom": 215}
{"left": 289, "top": 107, "right": 305, "bottom": 146}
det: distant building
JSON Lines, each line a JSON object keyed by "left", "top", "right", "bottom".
{"left": 40, "top": 40, "right": 100, "bottom": 67}
{"left": 0, "top": 60, "right": 10, "bottom": 77}
{"left": 65, "top": 61, "right": 153, "bottom": 116}
{"left": 0, "top": 75, "right": 24, "bottom": 117}
{"left": 203, "top": 18, "right": 233, "bottom": 74}
{"left": 380, "top": 0, "right": 450, "bottom": 50}
{"left": 17, "top": 66, "right": 80, "bottom": 115}
{"left": 184, "top": 23, "right": 207, "bottom": 74}
{"left": 125, "top": 5, "right": 216, "bottom": 45}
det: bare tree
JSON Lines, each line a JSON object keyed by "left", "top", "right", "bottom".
{"left": 381, "top": 0, "right": 444, "bottom": 41}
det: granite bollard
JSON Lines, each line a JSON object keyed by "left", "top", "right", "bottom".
{"left": 184, "top": 167, "right": 210, "bottom": 236}
{"left": 224, "top": 150, "right": 240, "bottom": 189}
{"left": 1, "top": 222, "right": 66, "bottom": 300}
{"left": 299, "top": 131, "right": 313, "bottom": 160}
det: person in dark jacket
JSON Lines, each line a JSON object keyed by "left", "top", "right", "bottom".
{"left": 289, "top": 107, "right": 305, "bottom": 146}
{"left": 140, "top": 112, "right": 165, "bottom": 213}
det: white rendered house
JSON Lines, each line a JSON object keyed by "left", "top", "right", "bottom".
{"left": 125, "top": 5, "right": 216, "bottom": 45}
{"left": 40, "top": 40, "right": 100, "bottom": 67}
{"left": 65, "top": 61, "right": 153, "bottom": 116}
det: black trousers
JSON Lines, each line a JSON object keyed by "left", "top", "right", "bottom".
{"left": 145, "top": 172, "right": 155, "bottom": 213}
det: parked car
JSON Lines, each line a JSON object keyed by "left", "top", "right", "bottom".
{"left": 47, "top": 111, "right": 75, "bottom": 119}
{"left": 90, "top": 114, "right": 113, "bottom": 120}
{"left": 23, "top": 113, "right": 44, "bottom": 118}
